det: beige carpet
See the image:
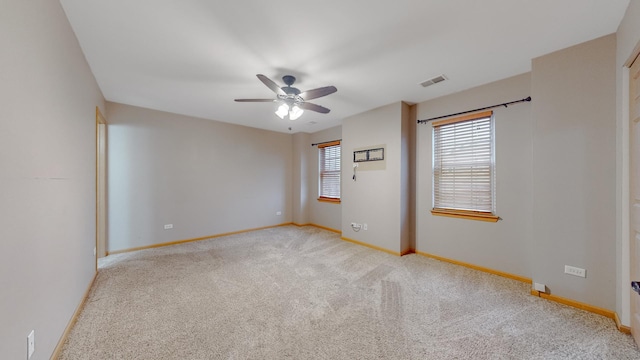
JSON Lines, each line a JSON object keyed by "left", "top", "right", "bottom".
{"left": 59, "top": 225, "right": 640, "bottom": 359}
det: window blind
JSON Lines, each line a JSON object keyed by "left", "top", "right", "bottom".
{"left": 433, "top": 111, "right": 494, "bottom": 213}
{"left": 319, "top": 141, "right": 341, "bottom": 199}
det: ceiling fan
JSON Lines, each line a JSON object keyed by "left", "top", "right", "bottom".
{"left": 235, "top": 74, "right": 337, "bottom": 120}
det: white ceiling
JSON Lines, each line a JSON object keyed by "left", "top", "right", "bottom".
{"left": 60, "top": 0, "right": 629, "bottom": 134}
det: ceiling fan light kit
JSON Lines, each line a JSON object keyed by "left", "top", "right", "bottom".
{"left": 275, "top": 103, "right": 304, "bottom": 120}
{"left": 235, "top": 74, "right": 337, "bottom": 121}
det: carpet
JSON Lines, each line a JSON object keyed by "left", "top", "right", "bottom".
{"left": 59, "top": 225, "right": 640, "bottom": 359}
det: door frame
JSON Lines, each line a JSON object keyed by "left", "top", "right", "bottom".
{"left": 626, "top": 45, "right": 640, "bottom": 339}
{"left": 96, "top": 106, "right": 107, "bottom": 269}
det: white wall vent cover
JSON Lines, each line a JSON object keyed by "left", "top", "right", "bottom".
{"left": 420, "top": 75, "right": 448, "bottom": 87}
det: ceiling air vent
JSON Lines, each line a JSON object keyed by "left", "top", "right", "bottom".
{"left": 420, "top": 74, "right": 447, "bottom": 88}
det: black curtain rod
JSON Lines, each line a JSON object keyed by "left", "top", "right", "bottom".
{"left": 311, "top": 139, "right": 342, "bottom": 147}
{"left": 417, "top": 96, "right": 532, "bottom": 124}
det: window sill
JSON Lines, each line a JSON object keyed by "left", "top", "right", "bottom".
{"left": 431, "top": 208, "right": 499, "bottom": 222}
{"left": 318, "top": 197, "right": 341, "bottom": 204}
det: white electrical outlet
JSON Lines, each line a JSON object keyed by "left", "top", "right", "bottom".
{"left": 164, "top": 224, "right": 173, "bottom": 230}
{"left": 534, "top": 282, "right": 546, "bottom": 292}
{"left": 276, "top": 211, "right": 282, "bottom": 216}
{"left": 363, "top": 223, "right": 368, "bottom": 230}
{"left": 564, "top": 265, "right": 586, "bottom": 278}
{"left": 27, "top": 330, "right": 35, "bottom": 359}
{"left": 93, "top": 247, "right": 96, "bottom": 256}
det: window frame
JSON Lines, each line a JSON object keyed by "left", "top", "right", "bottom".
{"left": 431, "top": 111, "right": 498, "bottom": 222}
{"left": 318, "top": 140, "right": 341, "bottom": 203}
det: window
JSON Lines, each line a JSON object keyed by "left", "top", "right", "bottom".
{"left": 432, "top": 111, "right": 498, "bottom": 222}
{"left": 318, "top": 141, "right": 341, "bottom": 202}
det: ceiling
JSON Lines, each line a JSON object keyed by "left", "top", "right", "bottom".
{"left": 59, "top": 0, "right": 630, "bottom": 134}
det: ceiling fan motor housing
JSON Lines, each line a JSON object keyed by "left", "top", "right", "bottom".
{"left": 281, "top": 75, "right": 301, "bottom": 95}
{"left": 282, "top": 75, "right": 296, "bottom": 86}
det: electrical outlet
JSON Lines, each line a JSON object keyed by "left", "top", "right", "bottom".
{"left": 27, "top": 330, "right": 35, "bottom": 359}
{"left": 276, "top": 211, "right": 282, "bottom": 216}
{"left": 93, "top": 247, "right": 96, "bottom": 256}
{"left": 350, "top": 223, "right": 362, "bottom": 231}
{"left": 564, "top": 265, "right": 586, "bottom": 278}
{"left": 363, "top": 223, "right": 368, "bottom": 230}
{"left": 164, "top": 224, "right": 173, "bottom": 230}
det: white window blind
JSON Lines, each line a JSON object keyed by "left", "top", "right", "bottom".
{"left": 433, "top": 111, "right": 494, "bottom": 213}
{"left": 319, "top": 141, "right": 341, "bottom": 200}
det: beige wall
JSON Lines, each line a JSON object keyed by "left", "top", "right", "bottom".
{"left": 308, "top": 126, "right": 342, "bottom": 231}
{"left": 292, "top": 132, "right": 311, "bottom": 225}
{"left": 106, "top": 102, "right": 293, "bottom": 252}
{"left": 416, "top": 73, "right": 533, "bottom": 278}
{"left": 415, "top": 35, "right": 618, "bottom": 311}
{"left": 0, "top": 1, "right": 105, "bottom": 359}
{"left": 531, "top": 34, "right": 617, "bottom": 310}
{"left": 341, "top": 102, "right": 409, "bottom": 253}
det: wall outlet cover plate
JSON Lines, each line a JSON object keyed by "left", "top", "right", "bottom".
{"left": 27, "top": 330, "right": 35, "bottom": 359}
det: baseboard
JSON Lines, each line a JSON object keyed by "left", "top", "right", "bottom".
{"left": 530, "top": 289, "right": 613, "bottom": 318}
{"left": 400, "top": 248, "right": 415, "bottom": 256}
{"left": 530, "top": 289, "right": 630, "bottom": 334}
{"left": 50, "top": 271, "right": 98, "bottom": 359}
{"left": 415, "top": 251, "right": 532, "bottom": 284}
{"left": 614, "top": 312, "right": 632, "bottom": 334}
{"left": 299, "top": 226, "right": 404, "bottom": 256}
{"left": 107, "top": 223, "right": 293, "bottom": 255}
{"left": 103, "top": 225, "right": 633, "bottom": 335}
{"left": 340, "top": 236, "right": 402, "bottom": 256}
{"left": 415, "top": 251, "right": 629, "bottom": 334}
{"left": 294, "top": 223, "right": 342, "bottom": 234}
